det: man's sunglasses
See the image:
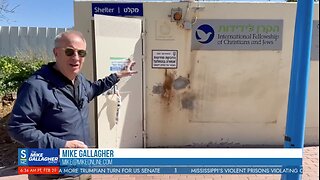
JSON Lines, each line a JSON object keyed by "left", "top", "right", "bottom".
{"left": 62, "top": 47, "right": 87, "bottom": 57}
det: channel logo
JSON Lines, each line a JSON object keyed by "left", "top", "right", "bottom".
{"left": 18, "top": 148, "right": 59, "bottom": 166}
{"left": 18, "top": 148, "right": 28, "bottom": 166}
{"left": 195, "top": 24, "right": 215, "bottom": 44}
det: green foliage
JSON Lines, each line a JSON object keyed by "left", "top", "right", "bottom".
{"left": 0, "top": 56, "right": 45, "bottom": 96}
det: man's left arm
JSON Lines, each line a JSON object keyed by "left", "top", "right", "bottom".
{"left": 86, "top": 73, "right": 120, "bottom": 101}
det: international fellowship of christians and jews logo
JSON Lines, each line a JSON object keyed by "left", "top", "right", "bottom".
{"left": 195, "top": 24, "right": 215, "bottom": 44}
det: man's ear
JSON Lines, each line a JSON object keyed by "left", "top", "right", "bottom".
{"left": 53, "top": 48, "right": 58, "bottom": 57}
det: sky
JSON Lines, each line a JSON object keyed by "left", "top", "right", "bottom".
{"left": 0, "top": 0, "right": 286, "bottom": 28}
{"left": 0, "top": 0, "right": 74, "bottom": 28}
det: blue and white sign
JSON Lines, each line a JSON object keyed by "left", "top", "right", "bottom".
{"left": 18, "top": 148, "right": 28, "bottom": 166}
{"left": 18, "top": 148, "right": 59, "bottom": 166}
{"left": 109, "top": 57, "right": 129, "bottom": 72}
{"left": 192, "top": 19, "right": 283, "bottom": 50}
{"left": 58, "top": 148, "right": 303, "bottom": 174}
{"left": 92, "top": 3, "right": 143, "bottom": 17}
{"left": 59, "top": 148, "right": 302, "bottom": 167}
{"left": 59, "top": 166, "right": 303, "bottom": 174}
{"left": 195, "top": 24, "right": 215, "bottom": 44}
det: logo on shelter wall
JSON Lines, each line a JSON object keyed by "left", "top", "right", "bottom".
{"left": 195, "top": 24, "right": 215, "bottom": 44}
{"left": 192, "top": 19, "right": 283, "bottom": 50}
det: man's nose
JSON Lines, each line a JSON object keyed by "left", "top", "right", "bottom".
{"left": 71, "top": 51, "right": 81, "bottom": 59}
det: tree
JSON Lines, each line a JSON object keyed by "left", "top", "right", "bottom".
{"left": 0, "top": 0, "right": 19, "bottom": 22}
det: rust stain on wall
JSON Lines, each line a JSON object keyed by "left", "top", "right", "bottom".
{"left": 161, "top": 70, "right": 174, "bottom": 104}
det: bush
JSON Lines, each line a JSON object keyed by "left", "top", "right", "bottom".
{"left": 0, "top": 56, "right": 46, "bottom": 96}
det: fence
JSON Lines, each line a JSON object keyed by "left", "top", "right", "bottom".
{"left": 0, "top": 26, "right": 70, "bottom": 60}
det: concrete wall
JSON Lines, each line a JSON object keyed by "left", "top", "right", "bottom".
{"left": 144, "top": 2, "right": 319, "bottom": 147}
{"left": 74, "top": 1, "right": 319, "bottom": 147}
{"left": 0, "top": 26, "right": 69, "bottom": 59}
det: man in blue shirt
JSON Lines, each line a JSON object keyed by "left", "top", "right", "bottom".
{"left": 8, "top": 30, "right": 137, "bottom": 179}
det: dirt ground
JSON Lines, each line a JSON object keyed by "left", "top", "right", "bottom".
{"left": 0, "top": 100, "right": 24, "bottom": 168}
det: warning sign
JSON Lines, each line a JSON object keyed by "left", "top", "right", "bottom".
{"left": 152, "top": 50, "right": 178, "bottom": 69}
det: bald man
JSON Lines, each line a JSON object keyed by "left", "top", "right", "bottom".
{"left": 8, "top": 30, "right": 137, "bottom": 179}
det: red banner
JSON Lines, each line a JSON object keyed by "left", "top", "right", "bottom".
{"left": 18, "top": 166, "right": 60, "bottom": 174}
